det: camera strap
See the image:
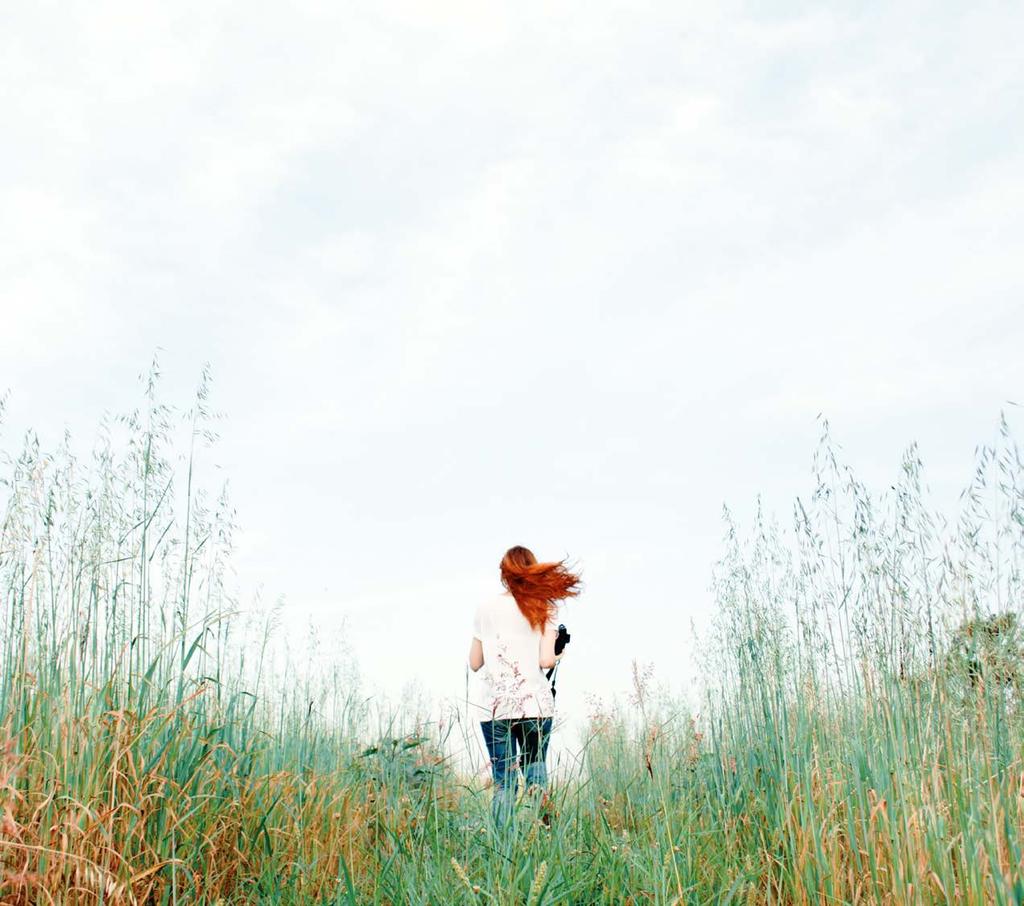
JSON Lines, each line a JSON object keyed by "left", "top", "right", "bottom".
{"left": 546, "top": 662, "right": 560, "bottom": 698}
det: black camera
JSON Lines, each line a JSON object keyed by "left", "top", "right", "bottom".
{"left": 548, "top": 624, "right": 571, "bottom": 696}
{"left": 554, "top": 623, "right": 571, "bottom": 656}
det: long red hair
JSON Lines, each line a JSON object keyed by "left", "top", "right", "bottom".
{"left": 500, "top": 545, "right": 581, "bottom": 631}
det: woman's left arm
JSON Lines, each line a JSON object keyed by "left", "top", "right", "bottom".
{"left": 468, "top": 637, "right": 484, "bottom": 672}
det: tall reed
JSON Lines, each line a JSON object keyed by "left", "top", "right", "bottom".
{"left": 2, "top": 369, "right": 1023, "bottom": 904}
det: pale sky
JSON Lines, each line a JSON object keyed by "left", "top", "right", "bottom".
{"left": 2, "top": 1, "right": 1023, "bottom": 740}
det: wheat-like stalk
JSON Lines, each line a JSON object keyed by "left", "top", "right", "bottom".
{"left": 527, "top": 860, "right": 548, "bottom": 906}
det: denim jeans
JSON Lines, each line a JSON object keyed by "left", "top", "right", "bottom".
{"left": 480, "top": 717, "right": 553, "bottom": 827}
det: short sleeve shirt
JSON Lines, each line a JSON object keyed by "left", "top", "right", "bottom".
{"left": 471, "top": 595, "right": 555, "bottom": 720}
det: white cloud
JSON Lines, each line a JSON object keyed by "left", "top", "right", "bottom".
{"left": 1, "top": 0, "right": 1023, "bottom": 729}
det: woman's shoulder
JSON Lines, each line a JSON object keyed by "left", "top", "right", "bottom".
{"left": 483, "top": 592, "right": 514, "bottom": 608}
{"left": 474, "top": 593, "right": 510, "bottom": 619}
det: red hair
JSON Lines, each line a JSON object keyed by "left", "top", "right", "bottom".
{"left": 500, "top": 545, "right": 581, "bottom": 631}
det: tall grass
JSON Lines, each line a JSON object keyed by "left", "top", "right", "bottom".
{"left": 2, "top": 371, "right": 1023, "bottom": 903}
{"left": 693, "top": 416, "right": 1024, "bottom": 903}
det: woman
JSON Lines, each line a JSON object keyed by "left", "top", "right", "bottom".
{"left": 468, "top": 545, "right": 581, "bottom": 825}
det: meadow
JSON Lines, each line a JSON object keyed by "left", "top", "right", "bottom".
{"left": 2, "top": 375, "right": 1024, "bottom": 904}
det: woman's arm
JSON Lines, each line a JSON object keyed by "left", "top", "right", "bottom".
{"left": 468, "top": 637, "right": 484, "bottom": 672}
{"left": 539, "top": 622, "right": 557, "bottom": 669}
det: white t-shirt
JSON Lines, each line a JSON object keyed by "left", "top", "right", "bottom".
{"left": 471, "top": 594, "right": 555, "bottom": 720}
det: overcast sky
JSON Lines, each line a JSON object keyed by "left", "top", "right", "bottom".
{"left": 2, "top": 1, "right": 1023, "bottom": 743}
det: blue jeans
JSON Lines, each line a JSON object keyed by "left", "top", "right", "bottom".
{"left": 480, "top": 718, "right": 553, "bottom": 827}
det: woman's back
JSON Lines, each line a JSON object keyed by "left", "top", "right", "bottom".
{"left": 473, "top": 594, "right": 554, "bottom": 720}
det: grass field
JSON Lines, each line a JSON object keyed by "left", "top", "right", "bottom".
{"left": 3, "top": 378, "right": 1024, "bottom": 904}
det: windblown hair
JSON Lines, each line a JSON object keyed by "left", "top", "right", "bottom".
{"left": 500, "top": 545, "right": 581, "bottom": 631}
